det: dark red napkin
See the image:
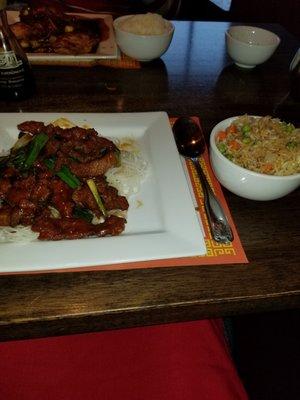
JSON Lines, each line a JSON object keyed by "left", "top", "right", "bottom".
{"left": 0, "top": 319, "right": 248, "bottom": 400}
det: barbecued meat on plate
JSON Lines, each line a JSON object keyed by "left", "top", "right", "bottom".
{"left": 10, "top": 5, "right": 102, "bottom": 54}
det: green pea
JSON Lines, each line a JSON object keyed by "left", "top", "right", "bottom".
{"left": 282, "top": 122, "right": 295, "bottom": 133}
{"left": 242, "top": 137, "right": 251, "bottom": 144}
{"left": 217, "top": 143, "right": 227, "bottom": 154}
{"left": 286, "top": 123, "right": 295, "bottom": 132}
{"left": 286, "top": 141, "right": 297, "bottom": 149}
{"left": 242, "top": 125, "right": 251, "bottom": 134}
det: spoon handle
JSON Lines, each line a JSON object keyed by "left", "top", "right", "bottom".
{"left": 192, "top": 158, "right": 234, "bottom": 243}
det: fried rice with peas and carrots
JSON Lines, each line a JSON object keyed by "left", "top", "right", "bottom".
{"left": 215, "top": 115, "right": 300, "bottom": 176}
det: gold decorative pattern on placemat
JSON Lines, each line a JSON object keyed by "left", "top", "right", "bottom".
{"left": 184, "top": 138, "right": 237, "bottom": 258}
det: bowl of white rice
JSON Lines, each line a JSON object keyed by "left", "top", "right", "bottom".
{"left": 113, "top": 13, "right": 174, "bottom": 61}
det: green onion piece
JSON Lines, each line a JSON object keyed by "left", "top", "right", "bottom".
{"left": 48, "top": 206, "right": 61, "bottom": 219}
{"left": 87, "top": 178, "right": 107, "bottom": 217}
{"left": 12, "top": 133, "right": 33, "bottom": 153}
{"left": 0, "top": 148, "right": 28, "bottom": 169}
{"left": 69, "top": 156, "right": 80, "bottom": 162}
{"left": 57, "top": 166, "right": 81, "bottom": 189}
{"left": 44, "top": 158, "right": 80, "bottom": 189}
{"left": 1, "top": 146, "right": 31, "bottom": 172}
{"left": 44, "top": 157, "right": 55, "bottom": 170}
{"left": 73, "top": 206, "right": 93, "bottom": 223}
{"left": 10, "top": 148, "right": 27, "bottom": 170}
{"left": 24, "top": 133, "right": 49, "bottom": 169}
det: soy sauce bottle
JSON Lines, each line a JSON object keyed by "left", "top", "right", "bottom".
{"left": 0, "top": 1, "right": 35, "bottom": 101}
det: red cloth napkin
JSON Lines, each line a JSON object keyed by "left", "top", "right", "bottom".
{"left": 0, "top": 320, "right": 248, "bottom": 400}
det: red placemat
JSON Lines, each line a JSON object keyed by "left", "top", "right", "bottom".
{"left": 1, "top": 117, "right": 247, "bottom": 275}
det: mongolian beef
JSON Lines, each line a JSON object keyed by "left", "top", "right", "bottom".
{"left": 10, "top": 5, "right": 103, "bottom": 54}
{"left": 0, "top": 121, "right": 130, "bottom": 241}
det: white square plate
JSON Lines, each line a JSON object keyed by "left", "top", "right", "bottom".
{"left": 7, "top": 11, "right": 119, "bottom": 61}
{"left": 0, "top": 112, "right": 206, "bottom": 273}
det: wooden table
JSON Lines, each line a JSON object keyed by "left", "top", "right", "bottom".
{"left": 0, "top": 21, "right": 299, "bottom": 341}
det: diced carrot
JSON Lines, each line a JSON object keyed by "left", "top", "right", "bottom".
{"left": 226, "top": 124, "right": 238, "bottom": 135}
{"left": 228, "top": 140, "right": 241, "bottom": 150}
{"left": 261, "top": 163, "right": 274, "bottom": 173}
{"left": 216, "top": 130, "right": 227, "bottom": 141}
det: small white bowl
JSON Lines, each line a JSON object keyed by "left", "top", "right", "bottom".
{"left": 225, "top": 25, "right": 281, "bottom": 68}
{"left": 113, "top": 14, "right": 174, "bottom": 62}
{"left": 210, "top": 116, "right": 300, "bottom": 201}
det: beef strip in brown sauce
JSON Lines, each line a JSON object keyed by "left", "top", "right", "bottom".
{"left": 0, "top": 121, "right": 128, "bottom": 240}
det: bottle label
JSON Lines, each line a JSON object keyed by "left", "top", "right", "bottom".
{"left": 0, "top": 50, "right": 25, "bottom": 90}
{"left": 0, "top": 51, "right": 22, "bottom": 69}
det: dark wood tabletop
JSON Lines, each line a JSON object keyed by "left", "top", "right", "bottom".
{"left": 0, "top": 21, "right": 299, "bottom": 341}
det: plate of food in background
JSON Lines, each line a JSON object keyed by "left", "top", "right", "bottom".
{"left": 7, "top": 5, "right": 119, "bottom": 64}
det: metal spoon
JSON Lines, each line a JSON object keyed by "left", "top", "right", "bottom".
{"left": 173, "top": 117, "right": 233, "bottom": 243}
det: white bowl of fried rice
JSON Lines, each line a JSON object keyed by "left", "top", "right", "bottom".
{"left": 210, "top": 115, "right": 300, "bottom": 201}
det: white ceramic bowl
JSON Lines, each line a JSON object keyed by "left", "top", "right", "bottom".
{"left": 225, "top": 25, "right": 281, "bottom": 68}
{"left": 113, "top": 15, "right": 174, "bottom": 62}
{"left": 210, "top": 116, "right": 300, "bottom": 201}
